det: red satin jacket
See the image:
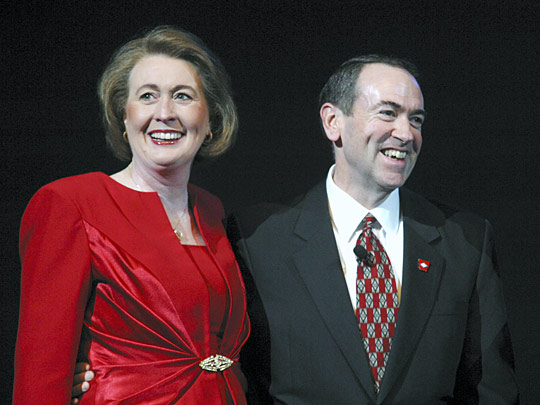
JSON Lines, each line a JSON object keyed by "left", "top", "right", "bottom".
{"left": 14, "top": 173, "right": 250, "bottom": 404}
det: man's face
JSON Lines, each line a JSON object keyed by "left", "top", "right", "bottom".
{"left": 334, "top": 63, "right": 425, "bottom": 198}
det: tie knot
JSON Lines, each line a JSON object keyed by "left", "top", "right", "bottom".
{"left": 363, "top": 214, "right": 377, "bottom": 229}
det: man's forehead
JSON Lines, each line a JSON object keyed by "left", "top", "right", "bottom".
{"left": 357, "top": 63, "right": 416, "bottom": 82}
{"left": 355, "top": 63, "right": 424, "bottom": 107}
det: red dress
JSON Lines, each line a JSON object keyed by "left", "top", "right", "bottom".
{"left": 14, "top": 173, "right": 250, "bottom": 404}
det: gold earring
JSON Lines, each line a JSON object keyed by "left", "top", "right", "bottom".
{"left": 204, "top": 131, "right": 213, "bottom": 145}
{"left": 123, "top": 131, "right": 128, "bottom": 142}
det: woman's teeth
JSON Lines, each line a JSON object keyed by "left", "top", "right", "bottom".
{"left": 150, "top": 132, "right": 183, "bottom": 140}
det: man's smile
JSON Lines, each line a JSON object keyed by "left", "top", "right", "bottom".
{"left": 382, "top": 148, "right": 407, "bottom": 160}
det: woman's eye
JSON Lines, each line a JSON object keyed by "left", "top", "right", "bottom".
{"left": 174, "top": 92, "right": 192, "bottom": 101}
{"left": 139, "top": 92, "right": 155, "bottom": 100}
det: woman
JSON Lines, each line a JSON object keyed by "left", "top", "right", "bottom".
{"left": 13, "top": 26, "right": 250, "bottom": 404}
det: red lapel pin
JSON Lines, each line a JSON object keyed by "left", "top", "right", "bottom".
{"left": 418, "top": 259, "right": 430, "bottom": 272}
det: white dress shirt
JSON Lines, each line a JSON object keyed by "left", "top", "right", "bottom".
{"left": 326, "top": 165, "right": 404, "bottom": 309}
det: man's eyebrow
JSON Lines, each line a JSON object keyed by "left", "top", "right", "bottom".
{"left": 411, "top": 108, "right": 427, "bottom": 117}
{"left": 376, "top": 100, "right": 426, "bottom": 117}
{"left": 376, "top": 100, "right": 402, "bottom": 110}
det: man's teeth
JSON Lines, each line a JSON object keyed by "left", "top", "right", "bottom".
{"left": 150, "top": 132, "right": 183, "bottom": 140}
{"left": 383, "top": 149, "right": 407, "bottom": 159}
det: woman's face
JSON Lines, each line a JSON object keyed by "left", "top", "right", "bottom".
{"left": 124, "top": 55, "right": 210, "bottom": 172}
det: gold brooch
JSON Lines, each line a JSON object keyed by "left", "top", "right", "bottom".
{"left": 199, "top": 354, "right": 234, "bottom": 372}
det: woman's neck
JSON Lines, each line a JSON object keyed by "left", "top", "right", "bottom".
{"left": 125, "top": 161, "right": 190, "bottom": 205}
{"left": 111, "top": 160, "right": 204, "bottom": 245}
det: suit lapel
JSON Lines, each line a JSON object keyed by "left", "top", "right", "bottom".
{"left": 377, "top": 189, "right": 445, "bottom": 403}
{"left": 291, "top": 183, "right": 377, "bottom": 402}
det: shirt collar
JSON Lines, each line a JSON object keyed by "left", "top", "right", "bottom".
{"left": 326, "top": 164, "right": 401, "bottom": 242}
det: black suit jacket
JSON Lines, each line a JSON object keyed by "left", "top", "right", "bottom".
{"left": 229, "top": 182, "right": 518, "bottom": 404}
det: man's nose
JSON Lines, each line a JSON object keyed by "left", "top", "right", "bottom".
{"left": 392, "top": 116, "right": 415, "bottom": 143}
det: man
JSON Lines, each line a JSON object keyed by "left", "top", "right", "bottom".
{"left": 230, "top": 55, "right": 518, "bottom": 404}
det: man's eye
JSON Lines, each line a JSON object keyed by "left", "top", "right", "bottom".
{"left": 410, "top": 116, "right": 424, "bottom": 127}
{"left": 380, "top": 110, "right": 396, "bottom": 117}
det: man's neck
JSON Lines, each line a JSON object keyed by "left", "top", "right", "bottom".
{"left": 332, "top": 170, "right": 393, "bottom": 210}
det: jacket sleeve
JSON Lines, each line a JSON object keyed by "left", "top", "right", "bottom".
{"left": 454, "top": 220, "right": 519, "bottom": 404}
{"left": 13, "top": 185, "right": 92, "bottom": 404}
{"left": 226, "top": 212, "right": 273, "bottom": 405}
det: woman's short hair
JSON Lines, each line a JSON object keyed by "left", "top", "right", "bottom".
{"left": 99, "top": 26, "right": 238, "bottom": 161}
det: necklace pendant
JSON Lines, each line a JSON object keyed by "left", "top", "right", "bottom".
{"left": 174, "top": 229, "right": 183, "bottom": 242}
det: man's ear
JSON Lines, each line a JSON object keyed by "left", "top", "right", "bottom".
{"left": 320, "top": 102, "right": 343, "bottom": 143}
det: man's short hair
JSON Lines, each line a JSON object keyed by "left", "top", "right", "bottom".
{"left": 318, "top": 55, "right": 420, "bottom": 116}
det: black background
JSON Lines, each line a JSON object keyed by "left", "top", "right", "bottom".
{"left": 2, "top": 1, "right": 539, "bottom": 402}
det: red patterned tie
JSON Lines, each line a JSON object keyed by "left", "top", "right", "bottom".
{"left": 356, "top": 214, "right": 399, "bottom": 393}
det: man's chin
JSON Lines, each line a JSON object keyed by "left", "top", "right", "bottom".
{"left": 379, "top": 167, "right": 414, "bottom": 190}
{"left": 378, "top": 176, "right": 408, "bottom": 191}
